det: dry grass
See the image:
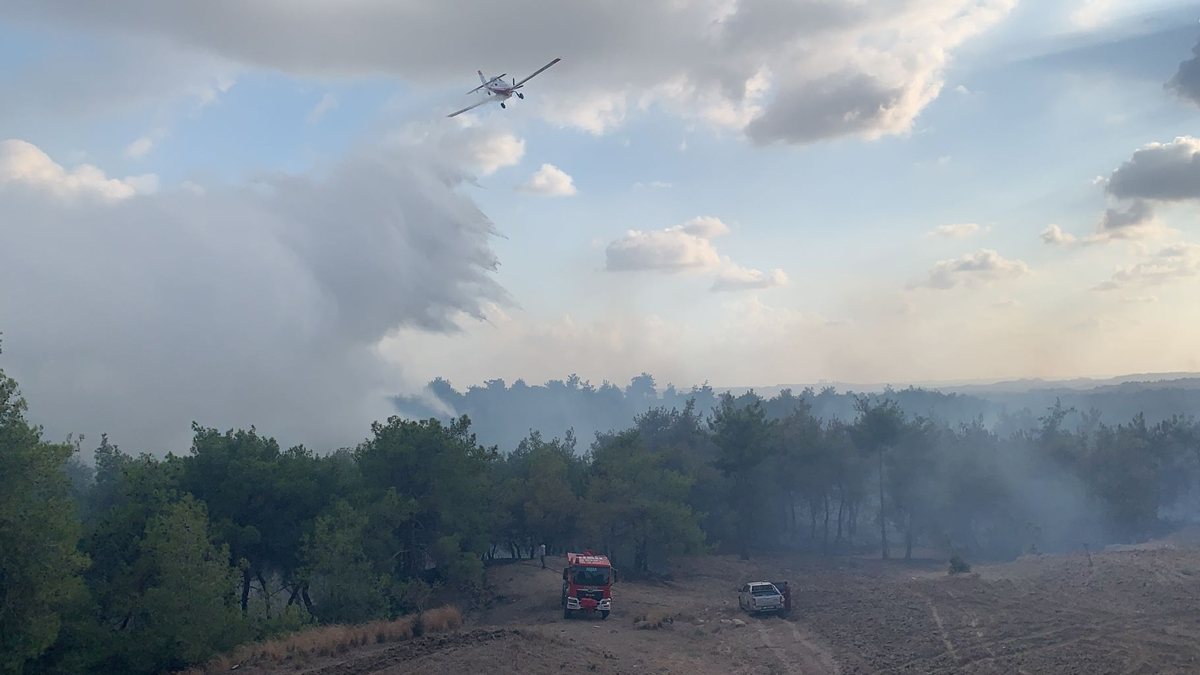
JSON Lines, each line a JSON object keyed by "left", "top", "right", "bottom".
{"left": 632, "top": 611, "right": 673, "bottom": 630}
{"left": 420, "top": 605, "right": 463, "bottom": 633}
{"left": 179, "top": 606, "right": 462, "bottom": 675}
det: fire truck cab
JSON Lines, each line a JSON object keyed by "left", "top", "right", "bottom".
{"left": 562, "top": 551, "right": 616, "bottom": 620}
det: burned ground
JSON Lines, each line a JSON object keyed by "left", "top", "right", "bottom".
{"left": 249, "top": 544, "right": 1200, "bottom": 675}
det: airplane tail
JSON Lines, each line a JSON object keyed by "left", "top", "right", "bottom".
{"left": 478, "top": 70, "right": 487, "bottom": 85}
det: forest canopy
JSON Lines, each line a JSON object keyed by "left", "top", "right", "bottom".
{"left": 5, "top": 354, "right": 1200, "bottom": 675}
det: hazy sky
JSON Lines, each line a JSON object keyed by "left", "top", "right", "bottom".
{"left": 3, "top": 0, "right": 1200, "bottom": 452}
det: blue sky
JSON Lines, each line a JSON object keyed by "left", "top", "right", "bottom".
{"left": 4, "top": 0, "right": 1200, "bottom": 451}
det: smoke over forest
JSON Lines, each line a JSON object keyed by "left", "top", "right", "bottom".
{"left": 388, "top": 372, "right": 1200, "bottom": 565}
{"left": 8, "top": 350, "right": 1200, "bottom": 675}
{"left": 396, "top": 372, "right": 1200, "bottom": 453}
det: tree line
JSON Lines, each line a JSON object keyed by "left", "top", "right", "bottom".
{"left": 5, "top": 356, "right": 1200, "bottom": 675}
{"left": 397, "top": 373, "right": 1200, "bottom": 452}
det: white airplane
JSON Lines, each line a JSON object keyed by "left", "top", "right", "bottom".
{"left": 447, "top": 58, "right": 561, "bottom": 118}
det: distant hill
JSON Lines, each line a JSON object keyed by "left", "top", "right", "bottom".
{"left": 729, "top": 373, "right": 1200, "bottom": 397}
{"left": 394, "top": 373, "right": 1200, "bottom": 453}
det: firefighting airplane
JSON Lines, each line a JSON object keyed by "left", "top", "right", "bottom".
{"left": 446, "top": 57, "right": 561, "bottom": 118}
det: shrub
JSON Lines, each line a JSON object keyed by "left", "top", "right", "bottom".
{"left": 632, "top": 612, "right": 672, "bottom": 630}
{"left": 948, "top": 554, "right": 971, "bottom": 574}
{"left": 421, "top": 606, "right": 463, "bottom": 633}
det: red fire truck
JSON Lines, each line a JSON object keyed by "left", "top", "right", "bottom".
{"left": 561, "top": 551, "right": 617, "bottom": 620}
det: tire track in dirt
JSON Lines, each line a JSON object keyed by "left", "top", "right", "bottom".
{"left": 300, "top": 630, "right": 560, "bottom": 675}
{"left": 756, "top": 619, "right": 840, "bottom": 675}
{"left": 758, "top": 623, "right": 800, "bottom": 675}
{"left": 925, "top": 597, "right": 960, "bottom": 665}
{"left": 785, "top": 620, "right": 842, "bottom": 675}
{"left": 871, "top": 611, "right": 1200, "bottom": 675}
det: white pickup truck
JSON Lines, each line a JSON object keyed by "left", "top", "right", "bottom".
{"left": 738, "top": 581, "right": 786, "bottom": 616}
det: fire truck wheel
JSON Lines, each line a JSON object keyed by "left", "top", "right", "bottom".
{"left": 563, "top": 607, "right": 571, "bottom": 620}
{"left": 600, "top": 611, "right": 609, "bottom": 620}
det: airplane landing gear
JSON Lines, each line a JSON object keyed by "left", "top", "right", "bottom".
{"left": 517, "top": 92, "right": 524, "bottom": 99}
{"left": 501, "top": 102, "right": 506, "bottom": 109}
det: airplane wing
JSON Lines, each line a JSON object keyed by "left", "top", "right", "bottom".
{"left": 513, "top": 58, "right": 561, "bottom": 88}
{"left": 446, "top": 98, "right": 492, "bottom": 118}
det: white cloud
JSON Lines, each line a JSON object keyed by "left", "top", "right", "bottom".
{"left": 1093, "top": 242, "right": 1200, "bottom": 291}
{"left": 122, "top": 128, "right": 168, "bottom": 159}
{"left": 1040, "top": 224, "right": 1077, "bottom": 246}
{"left": 0, "top": 138, "right": 506, "bottom": 453}
{"left": 180, "top": 180, "right": 206, "bottom": 196}
{"left": 539, "top": 90, "right": 627, "bottom": 135}
{"left": 928, "top": 223, "right": 988, "bottom": 239}
{"left": 954, "top": 85, "right": 971, "bottom": 95}
{"left": 648, "top": 68, "right": 771, "bottom": 132}
{"left": 467, "top": 133, "right": 526, "bottom": 175}
{"left": 603, "top": 216, "right": 784, "bottom": 294}
{"left": 124, "top": 136, "right": 155, "bottom": 159}
{"left": 306, "top": 93, "right": 339, "bottom": 124}
{"left": 604, "top": 216, "right": 735, "bottom": 272}
{"left": 516, "top": 163, "right": 576, "bottom": 196}
{"left": 0, "top": 139, "right": 158, "bottom": 202}
{"left": 712, "top": 263, "right": 788, "bottom": 293}
{"left": 4, "top": 0, "right": 1017, "bottom": 145}
{"left": 912, "top": 249, "right": 1031, "bottom": 290}
{"left": 632, "top": 181, "right": 672, "bottom": 190}
{"left": 679, "top": 216, "right": 730, "bottom": 238}
{"left": 605, "top": 226, "right": 723, "bottom": 273}
{"left": 390, "top": 118, "right": 524, "bottom": 176}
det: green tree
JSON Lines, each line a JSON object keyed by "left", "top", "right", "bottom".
{"left": 127, "top": 495, "right": 246, "bottom": 674}
{"left": 709, "top": 393, "right": 776, "bottom": 559}
{"left": 298, "top": 500, "right": 388, "bottom": 624}
{"left": 633, "top": 401, "right": 725, "bottom": 547}
{"left": 851, "top": 396, "right": 905, "bottom": 560}
{"left": 0, "top": 357, "right": 89, "bottom": 675}
{"left": 81, "top": 451, "right": 181, "bottom": 641}
{"left": 514, "top": 431, "right": 582, "bottom": 554}
{"left": 585, "top": 429, "right": 706, "bottom": 572}
{"left": 885, "top": 417, "right": 939, "bottom": 560}
{"left": 180, "top": 425, "right": 287, "bottom": 613}
{"left": 774, "top": 400, "right": 827, "bottom": 547}
{"left": 355, "top": 416, "right": 497, "bottom": 586}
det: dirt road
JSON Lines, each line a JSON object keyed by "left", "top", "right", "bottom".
{"left": 268, "top": 546, "right": 1200, "bottom": 675}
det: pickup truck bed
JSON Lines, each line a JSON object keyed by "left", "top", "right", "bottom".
{"left": 738, "top": 582, "right": 785, "bottom": 614}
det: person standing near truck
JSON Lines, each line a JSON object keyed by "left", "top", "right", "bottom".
{"left": 538, "top": 543, "right": 547, "bottom": 569}
{"left": 773, "top": 580, "right": 791, "bottom": 615}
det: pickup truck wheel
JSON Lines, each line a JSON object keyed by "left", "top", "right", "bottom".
{"left": 600, "top": 611, "right": 609, "bottom": 620}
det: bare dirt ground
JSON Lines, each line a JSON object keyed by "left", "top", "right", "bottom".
{"left": 273, "top": 544, "right": 1200, "bottom": 675}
